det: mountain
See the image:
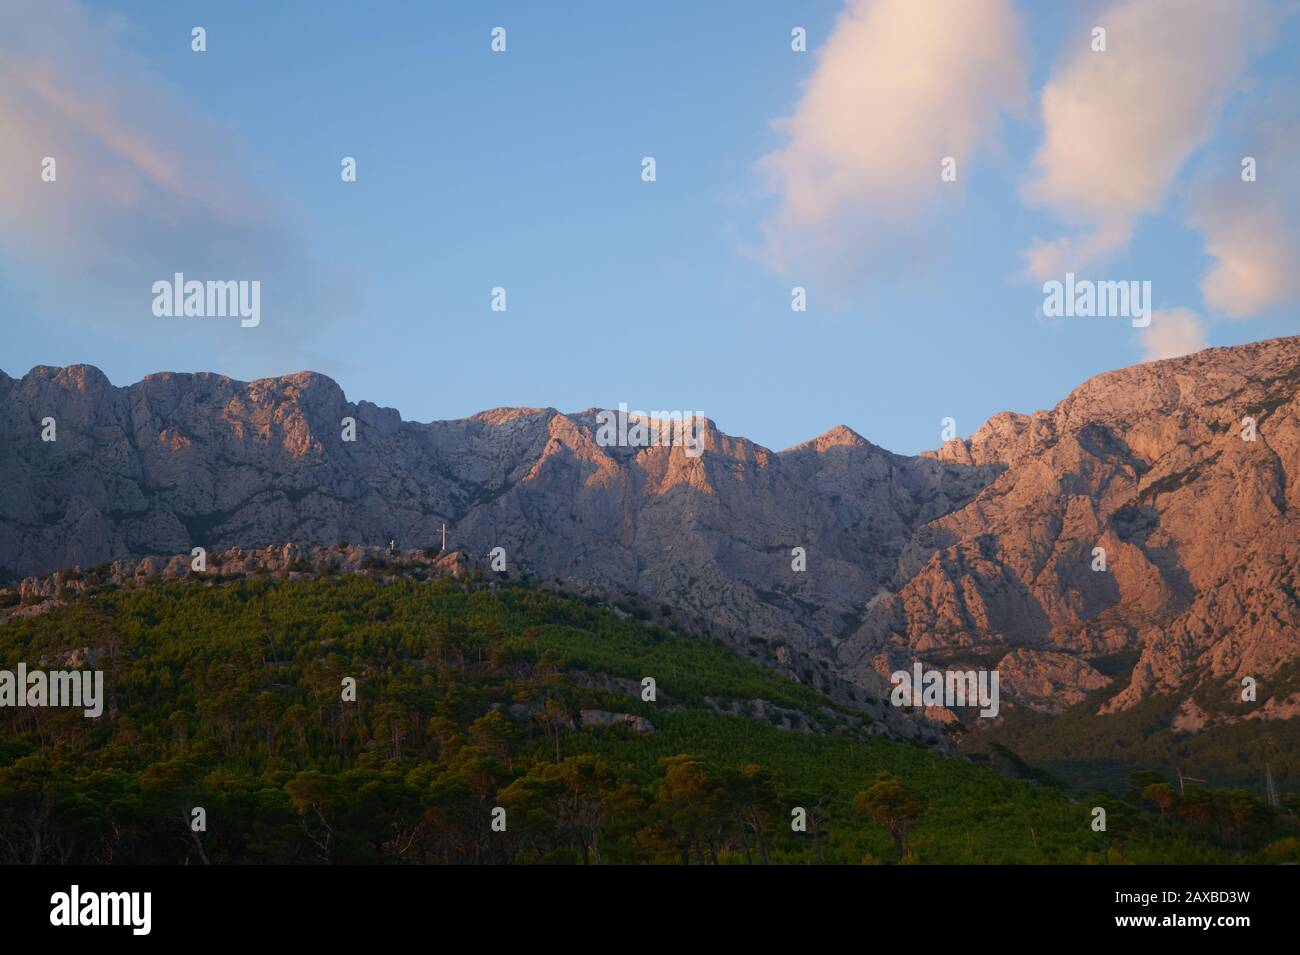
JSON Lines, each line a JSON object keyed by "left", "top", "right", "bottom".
{"left": 837, "top": 336, "right": 1300, "bottom": 730}
{"left": 2, "top": 336, "right": 1298, "bottom": 732}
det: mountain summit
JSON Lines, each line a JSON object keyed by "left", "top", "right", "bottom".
{"left": 3, "top": 337, "right": 1297, "bottom": 726}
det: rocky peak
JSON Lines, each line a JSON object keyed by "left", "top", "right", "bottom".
{"left": 2, "top": 335, "right": 1297, "bottom": 732}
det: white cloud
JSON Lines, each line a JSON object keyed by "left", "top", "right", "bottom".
{"left": 1022, "top": 0, "right": 1270, "bottom": 280}
{"left": 756, "top": 0, "right": 1026, "bottom": 280}
{"left": 1140, "top": 307, "right": 1208, "bottom": 361}
{"left": 1023, "top": 221, "right": 1133, "bottom": 285}
{"left": 0, "top": 0, "right": 347, "bottom": 357}
{"left": 0, "top": 2, "right": 267, "bottom": 271}
{"left": 1188, "top": 108, "right": 1300, "bottom": 318}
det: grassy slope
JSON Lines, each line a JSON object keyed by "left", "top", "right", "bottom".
{"left": 0, "top": 572, "right": 1287, "bottom": 863}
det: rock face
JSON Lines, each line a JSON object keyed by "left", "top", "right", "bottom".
{"left": 2, "top": 336, "right": 1297, "bottom": 727}
{"left": 578, "top": 710, "right": 655, "bottom": 734}
{"left": 835, "top": 336, "right": 1300, "bottom": 725}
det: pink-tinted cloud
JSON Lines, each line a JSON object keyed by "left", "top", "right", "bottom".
{"left": 1188, "top": 108, "right": 1300, "bottom": 318}
{"left": 1140, "top": 307, "right": 1208, "bottom": 361}
{"left": 756, "top": 0, "right": 1026, "bottom": 281}
{"left": 0, "top": 0, "right": 344, "bottom": 357}
{"left": 1022, "top": 0, "right": 1272, "bottom": 280}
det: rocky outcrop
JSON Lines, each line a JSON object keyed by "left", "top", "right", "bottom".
{"left": 3, "top": 335, "right": 1298, "bottom": 729}
{"left": 578, "top": 710, "right": 655, "bottom": 734}
{"left": 835, "top": 337, "right": 1300, "bottom": 727}
{"left": 994, "top": 649, "right": 1112, "bottom": 714}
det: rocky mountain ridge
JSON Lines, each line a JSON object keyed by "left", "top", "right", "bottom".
{"left": 2, "top": 336, "right": 1297, "bottom": 730}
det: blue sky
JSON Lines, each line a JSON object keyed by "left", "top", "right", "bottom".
{"left": 1, "top": 0, "right": 1297, "bottom": 454}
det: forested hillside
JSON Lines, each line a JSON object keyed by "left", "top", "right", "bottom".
{"left": 1, "top": 570, "right": 1296, "bottom": 864}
